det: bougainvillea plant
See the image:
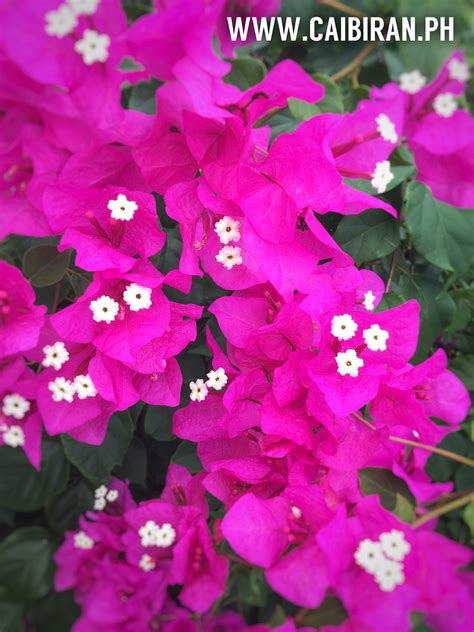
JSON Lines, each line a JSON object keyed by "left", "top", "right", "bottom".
{"left": 0, "top": 0, "right": 473, "bottom": 630}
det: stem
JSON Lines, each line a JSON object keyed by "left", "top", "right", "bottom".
{"left": 388, "top": 436, "right": 474, "bottom": 468}
{"left": 52, "top": 281, "right": 61, "bottom": 313}
{"left": 331, "top": 41, "right": 378, "bottom": 82}
{"left": 352, "top": 412, "right": 474, "bottom": 467}
{"left": 386, "top": 249, "right": 399, "bottom": 292}
{"left": 413, "top": 493, "right": 474, "bottom": 528}
{"left": 318, "top": 0, "right": 366, "bottom": 18}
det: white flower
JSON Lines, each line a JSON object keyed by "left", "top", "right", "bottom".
{"left": 45, "top": 4, "right": 77, "bottom": 38}
{"left": 214, "top": 217, "right": 241, "bottom": 245}
{"left": 379, "top": 530, "right": 411, "bottom": 562}
{"left": 89, "top": 295, "right": 119, "bottom": 324}
{"left": 2, "top": 393, "right": 30, "bottom": 420}
{"left": 93, "top": 497, "right": 106, "bottom": 511}
{"left": 433, "top": 92, "right": 458, "bottom": 118}
{"left": 42, "top": 341, "right": 69, "bottom": 370}
{"left": 123, "top": 283, "right": 152, "bottom": 312}
{"left": 363, "top": 290, "right": 376, "bottom": 311}
{"left": 399, "top": 70, "right": 427, "bottom": 94}
{"left": 48, "top": 377, "right": 76, "bottom": 403}
{"left": 107, "top": 193, "right": 138, "bottom": 221}
{"left": 106, "top": 489, "right": 118, "bottom": 502}
{"left": 189, "top": 379, "right": 208, "bottom": 402}
{"left": 2, "top": 426, "right": 25, "bottom": 448}
{"left": 139, "top": 520, "right": 176, "bottom": 548}
{"left": 354, "top": 539, "right": 385, "bottom": 574}
{"left": 73, "top": 374, "right": 97, "bottom": 399}
{"left": 94, "top": 485, "right": 107, "bottom": 499}
{"left": 290, "top": 505, "right": 302, "bottom": 519}
{"left": 335, "top": 349, "right": 364, "bottom": 378}
{"left": 74, "top": 29, "right": 110, "bottom": 65}
{"left": 448, "top": 58, "right": 470, "bottom": 83}
{"left": 206, "top": 368, "right": 228, "bottom": 391}
{"left": 139, "top": 554, "right": 156, "bottom": 572}
{"left": 67, "top": 0, "right": 101, "bottom": 15}
{"left": 374, "top": 558, "right": 405, "bottom": 592}
{"left": 371, "top": 160, "right": 394, "bottom": 194}
{"left": 363, "top": 324, "right": 389, "bottom": 352}
{"left": 74, "top": 531, "right": 95, "bottom": 550}
{"left": 331, "top": 314, "right": 358, "bottom": 341}
{"left": 216, "top": 245, "right": 243, "bottom": 270}
{"left": 375, "top": 114, "right": 398, "bottom": 144}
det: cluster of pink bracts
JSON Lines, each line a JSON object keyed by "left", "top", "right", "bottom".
{"left": 0, "top": 0, "right": 473, "bottom": 631}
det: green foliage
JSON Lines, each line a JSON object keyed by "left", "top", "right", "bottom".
{"left": 359, "top": 467, "right": 416, "bottom": 513}
{"left": 22, "top": 245, "right": 71, "bottom": 288}
{"left": 334, "top": 210, "right": 400, "bottom": 264}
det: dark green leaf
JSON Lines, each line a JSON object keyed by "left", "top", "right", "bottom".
{"left": 359, "top": 467, "right": 415, "bottom": 511}
{"left": 334, "top": 210, "right": 400, "bottom": 264}
{"left": 393, "top": 492, "right": 415, "bottom": 524}
{"left": 128, "top": 80, "right": 160, "bottom": 114}
{"left": 171, "top": 441, "right": 202, "bottom": 474}
{"left": 22, "top": 245, "right": 71, "bottom": 288}
{"left": 288, "top": 97, "right": 320, "bottom": 121}
{"left": 0, "top": 439, "right": 69, "bottom": 512}
{"left": 224, "top": 57, "right": 266, "bottom": 90}
{"left": 300, "top": 596, "right": 348, "bottom": 627}
{"left": 449, "top": 356, "right": 474, "bottom": 391}
{"left": 0, "top": 527, "right": 55, "bottom": 601}
{"left": 0, "top": 597, "right": 23, "bottom": 632}
{"left": 463, "top": 503, "right": 474, "bottom": 537}
{"left": 61, "top": 413, "right": 134, "bottom": 485}
{"left": 312, "top": 73, "right": 344, "bottom": 113}
{"left": 29, "top": 590, "right": 80, "bottom": 632}
{"left": 114, "top": 437, "right": 147, "bottom": 486}
{"left": 145, "top": 405, "right": 176, "bottom": 441}
{"left": 45, "top": 479, "right": 94, "bottom": 534}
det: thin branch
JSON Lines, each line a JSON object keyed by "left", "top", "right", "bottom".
{"left": 413, "top": 493, "right": 473, "bottom": 528}
{"left": 386, "top": 249, "right": 399, "bottom": 292}
{"left": 318, "top": 0, "right": 366, "bottom": 19}
{"left": 352, "top": 411, "right": 376, "bottom": 430}
{"left": 331, "top": 41, "right": 378, "bottom": 82}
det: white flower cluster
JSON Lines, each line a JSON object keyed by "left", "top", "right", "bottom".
{"left": 1, "top": 393, "right": 30, "bottom": 448}
{"left": 331, "top": 314, "right": 389, "bottom": 378}
{"left": 371, "top": 160, "right": 394, "bottom": 194}
{"left": 93, "top": 484, "right": 119, "bottom": 511}
{"left": 138, "top": 520, "right": 176, "bottom": 548}
{"left": 89, "top": 284, "right": 152, "bottom": 324}
{"left": 215, "top": 217, "right": 242, "bottom": 270}
{"left": 375, "top": 114, "right": 398, "bottom": 144}
{"left": 354, "top": 529, "right": 411, "bottom": 592}
{"left": 48, "top": 374, "right": 97, "bottom": 403}
{"left": 189, "top": 367, "right": 228, "bottom": 402}
{"left": 73, "top": 530, "right": 95, "bottom": 550}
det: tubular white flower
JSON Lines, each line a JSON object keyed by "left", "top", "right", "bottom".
{"left": 379, "top": 530, "right": 411, "bottom": 562}
{"left": 74, "top": 531, "right": 95, "bottom": 550}
{"left": 216, "top": 245, "right": 243, "bottom": 270}
{"left": 189, "top": 379, "right": 208, "bottom": 402}
{"left": 399, "top": 70, "right": 426, "bottom": 94}
{"left": 363, "top": 290, "right": 376, "bottom": 311}
{"left": 447, "top": 58, "right": 470, "bottom": 83}
{"left": 363, "top": 324, "right": 389, "bottom": 352}
{"left": 75, "top": 29, "right": 110, "bottom": 65}
{"left": 371, "top": 160, "right": 394, "bottom": 194}
{"left": 375, "top": 114, "right": 398, "bottom": 144}
{"left": 123, "top": 283, "right": 152, "bottom": 312}
{"left": 354, "top": 539, "right": 385, "bottom": 574}
{"left": 106, "top": 489, "right": 118, "bottom": 502}
{"left": 93, "top": 497, "right": 106, "bottom": 511}
{"left": 374, "top": 558, "right": 405, "bottom": 592}
{"left": 335, "top": 349, "right": 364, "bottom": 378}
{"left": 331, "top": 314, "right": 358, "bottom": 341}
{"left": 2, "top": 393, "right": 30, "bottom": 420}
{"left": 107, "top": 193, "right": 138, "bottom": 221}
{"left": 139, "top": 520, "right": 176, "bottom": 548}
{"left": 139, "top": 554, "right": 156, "bottom": 572}
{"left": 73, "top": 374, "right": 97, "bottom": 399}
{"left": 206, "top": 368, "right": 228, "bottom": 391}
{"left": 89, "top": 295, "right": 120, "bottom": 324}
{"left": 67, "top": 0, "right": 101, "bottom": 15}
{"left": 290, "top": 505, "right": 302, "bottom": 519}
{"left": 2, "top": 425, "right": 25, "bottom": 448}
{"left": 94, "top": 485, "right": 107, "bottom": 498}
{"left": 214, "top": 216, "right": 241, "bottom": 245}
{"left": 42, "top": 341, "right": 70, "bottom": 370}
{"left": 48, "top": 377, "right": 76, "bottom": 403}
{"left": 44, "top": 4, "right": 77, "bottom": 37}
{"left": 433, "top": 92, "right": 458, "bottom": 118}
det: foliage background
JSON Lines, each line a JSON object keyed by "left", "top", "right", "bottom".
{"left": 0, "top": 0, "right": 473, "bottom": 630}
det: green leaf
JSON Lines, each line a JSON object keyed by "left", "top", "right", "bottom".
{"left": 0, "top": 597, "right": 24, "bottom": 632}
{"left": 22, "top": 245, "right": 71, "bottom": 288}
{"left": 334, "top": 210, "right": 400, "bottom": 264}
{"left": 114, "top": 437, "right": 147, "bottom": 487}
{"left": 29, "top": 590, "right": 80, "bottom": 632}
{"left": 0, "top": 527, "right": 55, "bottom": 601}
{"left": 145, "top": 404, "right": 176, "bottom": 441}
{"left": 359, "top": 467, "right": 415, "bottom": 511}
{"left": 171, "top": 441, "right": 202, "bottom": 474}
{"left": 463, "top": 503, "right": 474, "bottom": 537}
{"left": 0, "top": 439, "right": 69, "bottom": 512}
{"left": 61, "top": 413, "right": 134, "bottom": 486}
{"left": 223, "top": 57, "right": 266, "bottom": 90}
{"left": 288, "top": 97, "right": 320, "bottom": 121}
{"left": 45, "top": 479, "right": 94, "bottom": 534}
{"left": 393, "top": 492, "right": 415, "bottom": 524}
{"left": 300, "top": 596, "right": 348, "bottom": 627}
{"left": 405, "top": 182, "right": 474, "bottom": 275}
{"left": 128, "top": 79, "right": 160, "bottom": 114}
{"left": 425, "top": 432, "right": 469, "bottom": 482}
{"left": 312, "top": 73, "right": 344, "bottom": 113}
{"left": 449, "top": 356, "right": 474, "bottom": 392}
{"left": 235, "top": 568, "right": 270, "bottom": 607}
